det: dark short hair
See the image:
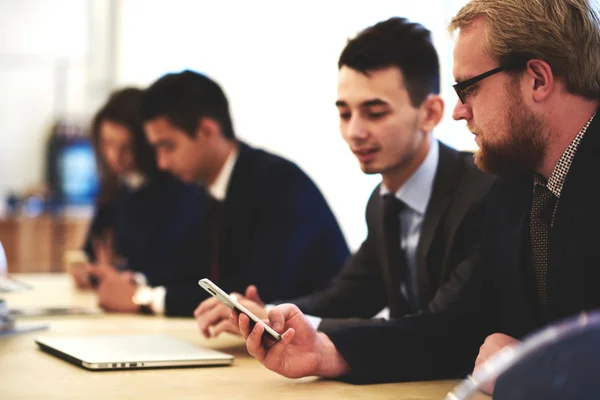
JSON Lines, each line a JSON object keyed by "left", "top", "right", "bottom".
{"left": 91, "top": 87, "right": 158, "bottom": 206}
{"left": 140, "top": 70, "right": 235, "bottom": 139}
{"left": 338, "top": 17, "right": 440, "bottom": 107}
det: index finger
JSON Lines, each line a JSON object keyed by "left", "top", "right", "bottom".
{"left": 194, "top": 296, "right": 222, "bottom": 317}
{"left": 87, "top": 264, "right": 104, "bottom": 279}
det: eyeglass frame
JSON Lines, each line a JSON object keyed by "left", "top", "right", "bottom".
{"left": 453, "top": 61, "right": 527, "bottom": 104}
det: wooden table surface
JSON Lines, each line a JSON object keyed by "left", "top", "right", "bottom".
{"left": 0, "top": 274, "right": 464, "bottom": 399}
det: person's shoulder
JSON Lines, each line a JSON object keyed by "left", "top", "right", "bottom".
{"left": 147, "top": 172, "right": 203, "bottom": 202}
{"left": 437, "top": 141, "right": 495, "bottom": 192}
{"left": 240, "top": 142, "right": 312, "bottom": 183}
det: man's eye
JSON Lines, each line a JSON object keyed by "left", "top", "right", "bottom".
{"left": 367, "top": 111, "right": 388, "bottom": 120}
{"left": 462, "top": 85, "right": 477, "bottom": 99}
{"left": 339, "top": 112, "right": 351, "bottom": 121}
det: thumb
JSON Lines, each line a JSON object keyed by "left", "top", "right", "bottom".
{"left": 268, "top": 304, "right": 300, "bottom": 332}
{"left": 245, "top": 285, "right": 264, "bottom": 305}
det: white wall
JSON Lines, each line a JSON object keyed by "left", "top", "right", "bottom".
{"left": 115, "top": 0, "right": 473, "bottom": 250}
{"left": 0, "top": 0, "right": 472, "bottom": 250}
{"left": 0, "top": 0, "right": 89, "bottom": 196}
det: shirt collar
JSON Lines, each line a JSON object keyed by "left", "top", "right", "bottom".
{"left": 380, "top": 139, "right": 439, "bottom": 215}
{"left": 208, "top": 145, "right": 240, "bottom": 201}
{"left": 534, "top": 112, "right": 596, "bottom": 198}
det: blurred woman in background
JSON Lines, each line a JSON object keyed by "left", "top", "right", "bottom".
{"left": 69, "top": 88, "right": 202, "bottom": 301}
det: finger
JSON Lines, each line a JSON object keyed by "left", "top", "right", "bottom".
{"left": 245, "top": 285, "right": 263, "bottom": 305}
{"left": 89, "top": 263, "right": 114, "bottom": 280}
{"left": 474, "top": 355, "right": 483, "bottom": 370}
{"left": 268, "top": 308, "right": 285, "bottom": 332}
{"left": 198, "top": 305, "right": 230, "bottom": 338}
{"left": 120, "top": 271, "right": 135, "bottom": 283}
{"left": 104, "top": 231, "right": 113, "bottom": 258}
{"left": 87, "top": 264, "right": 103, "bottom": 279}
{"left": 211, "top": 319, "right": 239, "bottom": 337}
{"left": 194, "top": 296, "right": 221, "bottom": 317}
{"left": 93, "top": 237, "right": 108, "bottom": 265}
{"left": 261, "top": 327, "right": 295, "bottom": 362}
{"left": 238, "top": 312, "right": 253, "bottom": 339}
{"left": 229, "top": 309, "right": 242, "bottom": 334}
{"left": 245, "top": 320, "right": 267, "bottom": 362}
{"left": 474, "top": 345, "right": 496, "bottom": 369}
{"left": 267, "top": 304, "right": 300, "bottom": 332}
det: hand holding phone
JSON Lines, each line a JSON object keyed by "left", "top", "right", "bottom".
{"left": 198, "top": 278, "right": 282, "bottom": 342}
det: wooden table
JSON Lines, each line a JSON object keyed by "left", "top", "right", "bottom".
{"left": 0, "top": 274, "right": 462, "bottom": 399}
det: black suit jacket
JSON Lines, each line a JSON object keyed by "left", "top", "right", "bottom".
{"left": 84, "top": 172, "right": 204, "bottom": 280}
{"left": 162, "top": 142, "right": 350, "bottom": 316}
{"left": 293, "top": 142, "right": 495, "bottom": 329}
{"left": 326, "top": 112, "right": 600, "bottom": 384}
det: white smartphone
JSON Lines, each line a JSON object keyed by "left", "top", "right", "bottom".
{"left": 198, "top": 278, "right": 282, "bottom": 342}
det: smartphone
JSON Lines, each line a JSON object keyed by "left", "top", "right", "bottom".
{"left": 198, "top": 278, "right": 282, "bottom": 342}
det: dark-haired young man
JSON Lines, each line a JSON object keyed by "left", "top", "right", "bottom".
{"left": 195, "top": 17, "right": 494, "bottom": 337}
{"left": 94, "top": 70, "right": 350, "bottom": 317}
{"left": 236, "top": 1, "right": 600, "bottom": 393}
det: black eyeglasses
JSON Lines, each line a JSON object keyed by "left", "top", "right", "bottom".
{"left": 453, "top": 66, "right": 511, "bottom": 104}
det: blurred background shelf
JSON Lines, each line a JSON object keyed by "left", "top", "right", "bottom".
{"left": 0, "top": 212, "right": 90, "bottom": 273}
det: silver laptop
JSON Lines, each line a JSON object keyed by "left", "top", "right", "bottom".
{"left": 35, "top": 334, "right": 234, "bottom": 370}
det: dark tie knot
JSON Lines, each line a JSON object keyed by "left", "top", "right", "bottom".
{"left": 382, "top": 194, "right": 406, "bottom": 215}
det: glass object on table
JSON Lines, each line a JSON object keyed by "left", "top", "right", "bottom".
{"left": 0, "top": 241, "right": 33, "bottom": 293}
{"left": 445, "top": 311, "right": 600, "bottom": 400}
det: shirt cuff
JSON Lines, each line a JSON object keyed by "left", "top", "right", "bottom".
{"left": 149, "top": 286, "right": 166, "bottom": 315}
{"left": 304, "top": 314, "right": 322, "bottom": 330}
{"left": 133, "top": 272, "right": 148, "bottom": 287}
{"left": 265, "top": 304, "right": 321, "bottom": 330}
{"left": 133, "top": 286, "right": 166, "bottom": 315}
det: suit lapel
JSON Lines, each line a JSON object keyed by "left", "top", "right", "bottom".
{"left": 491, "top": 177, "right": 536, "bottom": 320}
{"left": 415, "top": 143, "right": 461, "bottom": 306}
{"left": 547, "top": 112, "right": 600, "bottom": 318}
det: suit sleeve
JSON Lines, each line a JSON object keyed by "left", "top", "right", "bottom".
{"left": 428, "top": 190, "right": 491, "bottom": 313}
{"left": 324, "top": 246, "right": 490, "bottom": 384}
{"left": 292, "top": 235, "right": 387, "bottom": 319}
{"left": 324, "top": 182, "right": 498, "bottom": 384}
{"left": 156, "top": 212, "right": 211, "bottom": 317}
{"left": 233, "top": 166, "right": 349, "bottom": 303}
{"left": 82, "top": 203, "right": 116, "bottom": 262}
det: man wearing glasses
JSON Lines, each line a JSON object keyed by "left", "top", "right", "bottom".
{"left": 230, "top": 0, "right": 600, "bottom": 391}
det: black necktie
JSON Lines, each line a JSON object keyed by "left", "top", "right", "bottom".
{"left": 530, "top": 184, "right": 557, "bottom": 310}
{"left": 382, "top": 194, "right": 409, "bottom": 316}
{"left": 205, "top": 195, "right": 224, "bottom": 282}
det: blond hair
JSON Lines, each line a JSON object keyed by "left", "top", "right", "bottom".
{"left": 449, "top": 0, "right": 600, "bottom": 98}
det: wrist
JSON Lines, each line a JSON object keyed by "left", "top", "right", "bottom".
{"left": 315, "top": 332, "right": 351, "bottom": 378}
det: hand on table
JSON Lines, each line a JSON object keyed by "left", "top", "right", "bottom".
{"left": 88, "top": 264, "right": 139, "bottom": 313}
{"left": 474, "top": 333, "right": 520, "bottom": 395}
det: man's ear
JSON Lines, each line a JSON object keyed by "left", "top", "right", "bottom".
{"left": 419, "top": 95, "right": 444, "bottom": 133}
{"left": 196, "top": 117, "right": 221, "bottom": 138}
{"left": 524, "top": 59, "right": 554, "bottom": 102}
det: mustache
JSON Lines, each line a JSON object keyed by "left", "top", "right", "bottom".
{"left": 468, "top": 125, "right": 482, "bottom": 135}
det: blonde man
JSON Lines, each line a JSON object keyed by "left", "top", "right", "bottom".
{"left": 230, "top": 0, "right": 600, "bottom": 390}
